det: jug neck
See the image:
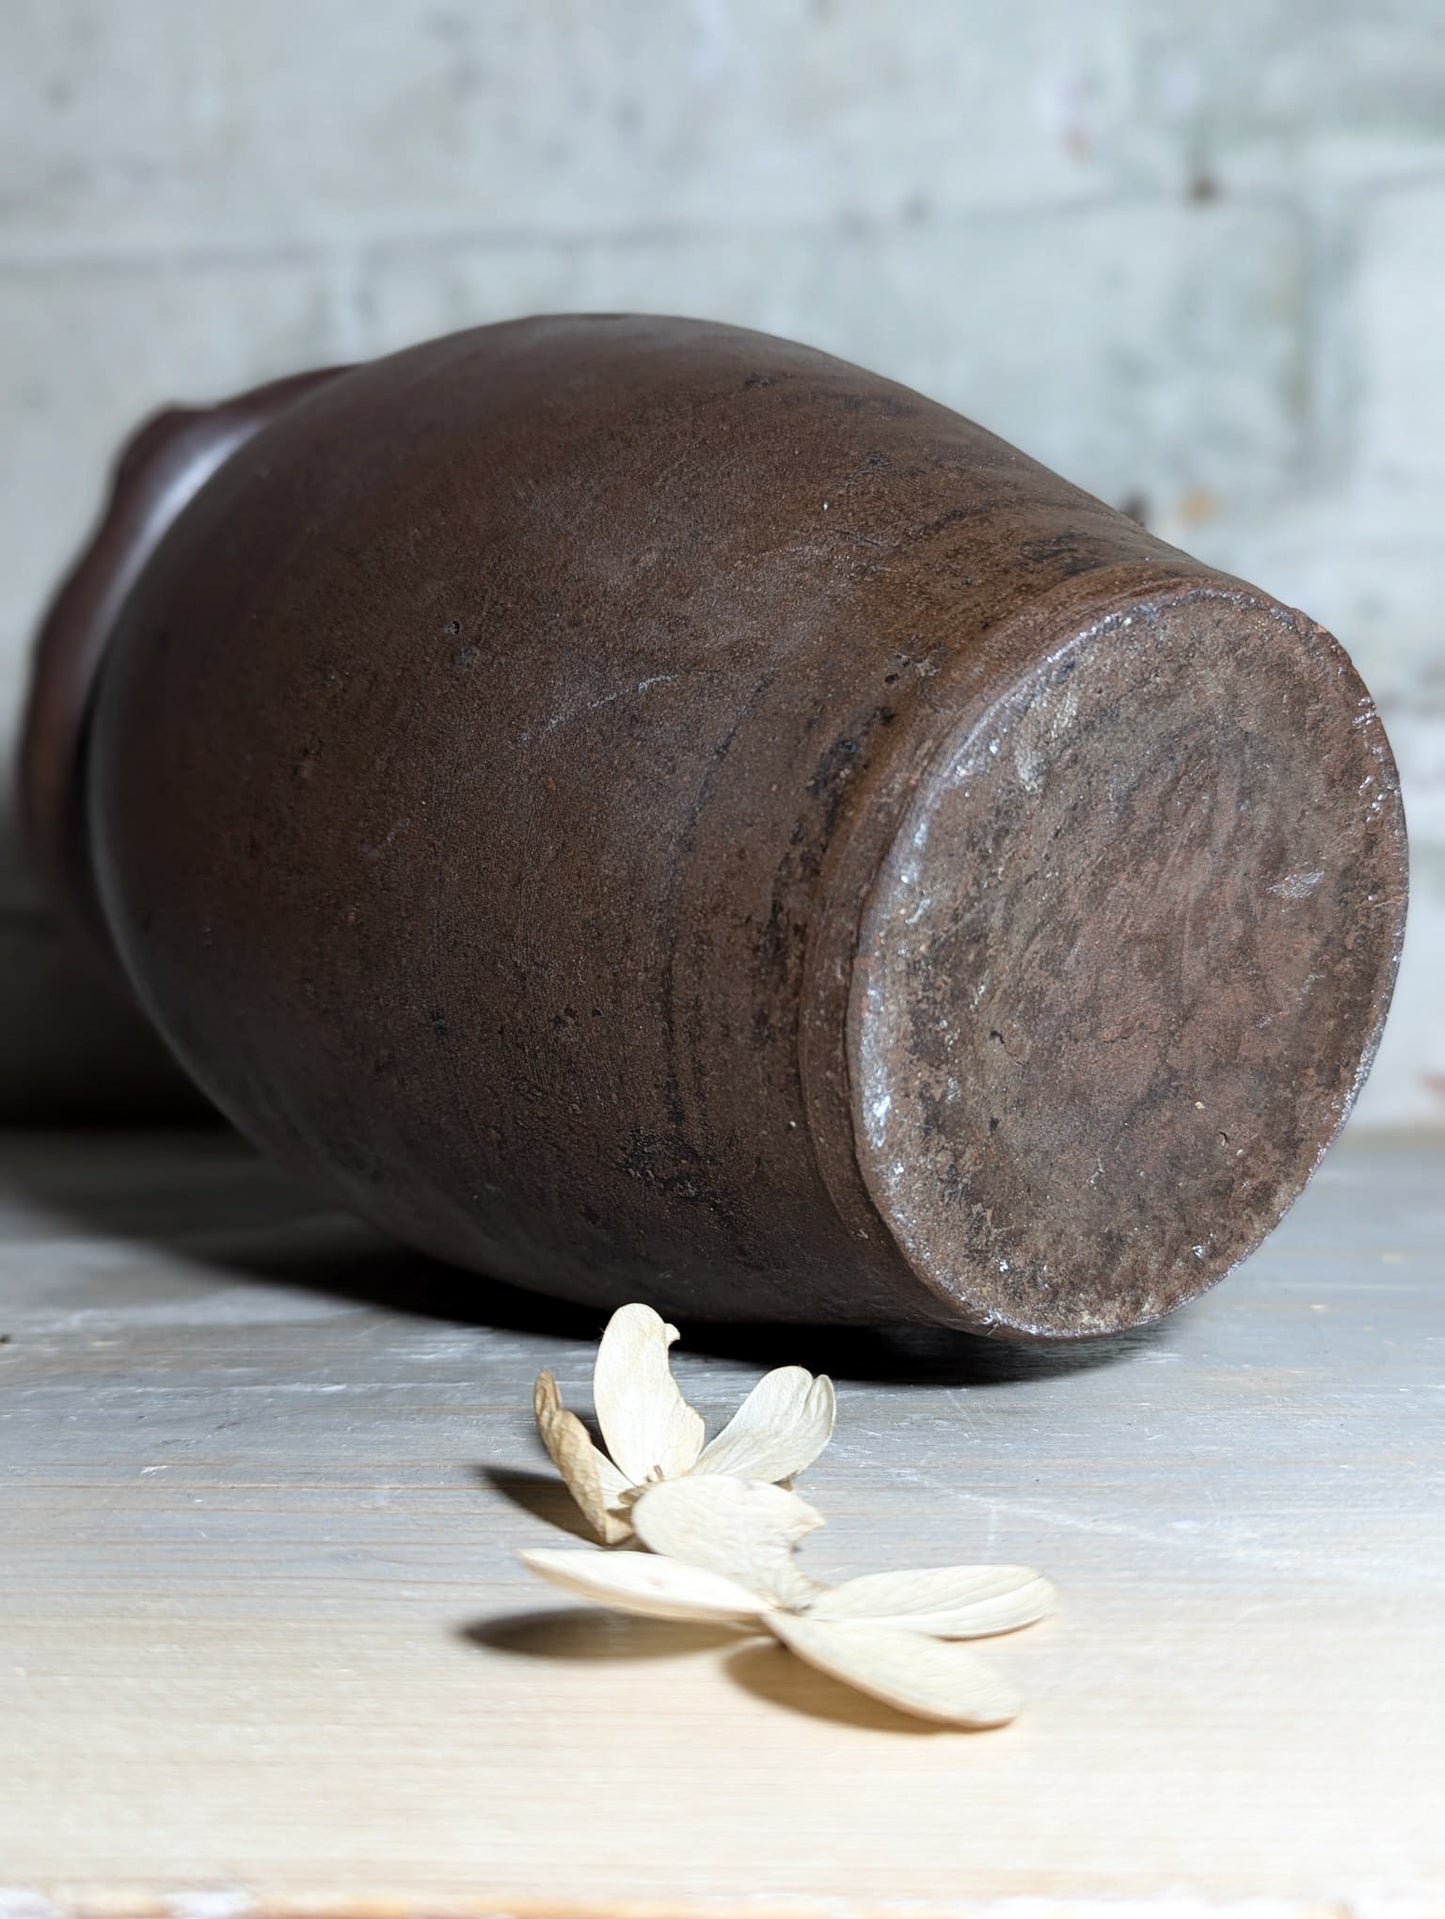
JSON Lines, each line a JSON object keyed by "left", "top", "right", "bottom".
{"left": 20, "top": 366, "right": 347, "bottom": 975}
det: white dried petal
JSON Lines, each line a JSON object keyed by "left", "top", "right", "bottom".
{"left": 809, "top": 1564, "right": 1055, "bottom": 1638}
{"left": 766, "top": 1615, "right": 1022, "bottom": 1727}
{"left": 592, "top": 1304, "right": 706, "bottom": 1486}
{"left": 693, "top": 1367, "right": 837, "bottom": 1484}
{"left": 631, "top": 1475, "right": 825, "bottom": 1610}
{"left": 520, "top": 1547, "right": 765, "bottom": 1626}
{"left": 533, "top": 1371, "right": 633, "bottom": 1546}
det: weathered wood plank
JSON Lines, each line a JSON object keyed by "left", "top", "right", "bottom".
{"left": 2, "top": 1129, "right": 1443, "bottom": 1913}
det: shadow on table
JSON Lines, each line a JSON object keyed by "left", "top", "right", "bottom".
{"left": 0, "top": 1125, "right": 1169, "bottom": 1384}
{"left": 462, "top": 1607, "right": 738, "bottom": 1662}
{"left": 724, "top": 1640, "right": 961, "bottom": 1734}
{"left": 482, "top": 1467, "right": 598, "bottom": 1541}
{"left": 461, "top": 1605, "right": 957, "bottom": 1733}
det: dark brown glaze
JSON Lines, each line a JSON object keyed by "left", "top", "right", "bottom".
{"left": 30, "top": 315, "right": 1407, "bottom": 1333}
{"left": 21, "top": 365, "right": 347, "bottom": 963}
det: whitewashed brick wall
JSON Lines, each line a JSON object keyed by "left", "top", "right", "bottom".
{"left": 2, "top": 0, "right": 1442, "bottom": 1121}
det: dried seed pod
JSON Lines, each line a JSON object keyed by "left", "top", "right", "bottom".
{"left": 24, "top": 316, "right": 1407, "bottom": 1337}
{"left": 532, "top": 1304, "right": 835, "bottom": 1541}
{"left": 523, "top": 1475, "right": 1055, "bottom": 1727}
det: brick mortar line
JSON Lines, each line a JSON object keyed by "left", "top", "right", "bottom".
{"left": 0, "top": 189, "right": 1316, "bottom": 280}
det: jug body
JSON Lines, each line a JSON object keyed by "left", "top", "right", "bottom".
{"left": 28, "top": 315, "right": 1407, "bottom": 1335}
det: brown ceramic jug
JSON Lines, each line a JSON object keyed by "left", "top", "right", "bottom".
{"left": 23, "top": 315, "right": 1407, "bottom": 1338}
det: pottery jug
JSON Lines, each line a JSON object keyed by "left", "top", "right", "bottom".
{"left": 23, "top": 315, "right": 1407, "bottom": 1337}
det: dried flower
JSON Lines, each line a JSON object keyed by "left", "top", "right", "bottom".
{"left": 534, "top": 1303, "right": 836, "bottom": 1544}
{"left": 521, "top": 1476, "right": 1053, "bottom": 1727}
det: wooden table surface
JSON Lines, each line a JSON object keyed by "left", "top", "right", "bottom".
{"left": 3, "top": 1127, "right": 1443, "bottom": 1916}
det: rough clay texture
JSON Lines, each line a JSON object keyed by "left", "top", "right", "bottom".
{"left": 73, "top": 317, "right": 1406, "bottom": 1333}
{"left": 852, "top": 593, "right": 1403, "bottom": 1336}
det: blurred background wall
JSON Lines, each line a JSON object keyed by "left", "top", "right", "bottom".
{"left": 1, "top": 0, "right": 1441, "bottom": 1123}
